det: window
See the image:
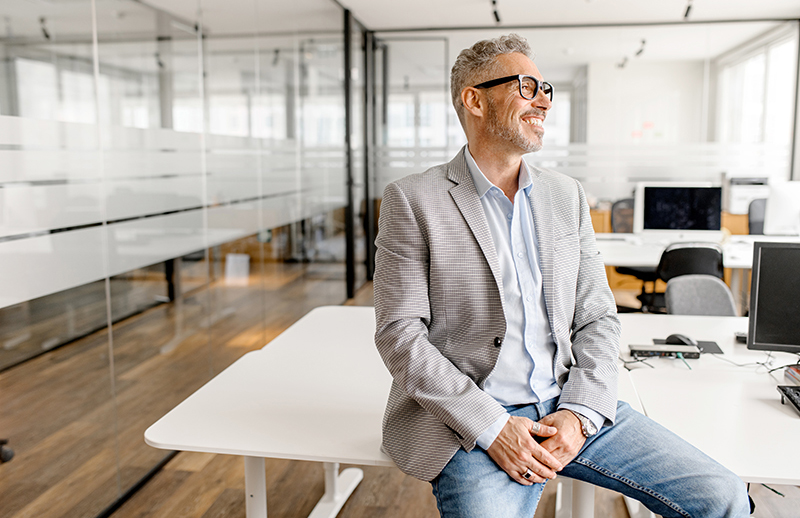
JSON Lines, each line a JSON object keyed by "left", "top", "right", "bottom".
{"left": 716, "top": 27, "right": 798, "bottom": 145}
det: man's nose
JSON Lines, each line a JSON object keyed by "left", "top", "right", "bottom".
{"left": 532, "top": 91, "right": 552, "bottom": 111}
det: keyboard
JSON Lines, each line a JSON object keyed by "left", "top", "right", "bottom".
{"left": 777, "top": 386, "right": 800, "bottom": 416}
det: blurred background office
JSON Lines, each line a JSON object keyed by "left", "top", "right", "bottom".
{"left": 0, "top": 0, "right": 798, "bottom": 517}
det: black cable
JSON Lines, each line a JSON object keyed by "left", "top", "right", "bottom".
{"left": 620, "top": 356, "right": 655, "bottom": 369}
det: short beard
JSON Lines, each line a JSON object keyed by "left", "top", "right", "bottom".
{"left": 486, "top": 96, "right": 542, "bottom": 153}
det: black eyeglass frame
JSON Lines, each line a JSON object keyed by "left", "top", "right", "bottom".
{"left": 473, "top": 74, "right": 553, "bottom": 101}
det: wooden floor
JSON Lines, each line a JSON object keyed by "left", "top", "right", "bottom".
{"left": 0, "top": 261, "right": 349, "bottom": 518}
{"left": 2, "top": 272, "right": 797, "bottom": 518}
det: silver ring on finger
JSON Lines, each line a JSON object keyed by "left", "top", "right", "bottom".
{"left": 523, "top": 468, "right": 534, "bottom": 480}
{"left": 530, "top": 422, "right": 541, "bottom": 434}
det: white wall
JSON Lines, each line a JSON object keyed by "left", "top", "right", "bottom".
{"left": 587, "top": 60, "right": 706, "bottom": 145}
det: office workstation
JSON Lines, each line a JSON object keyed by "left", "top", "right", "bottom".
{"left": 1, "top": 1, "right": 800, "bottom": 518}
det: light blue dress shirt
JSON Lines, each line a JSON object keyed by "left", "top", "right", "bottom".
{"left": 464, "top": 148, "right": 604, "bottom": 449}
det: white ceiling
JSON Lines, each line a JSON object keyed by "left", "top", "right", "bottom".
{"left": 380, "top": 21, "right": 786, "bottom": 86}
{"left": 4, "top": 1, "right": 797, "bottom": 89}
{"left": 339, "top": 0, "right": 800, "bottom": 31}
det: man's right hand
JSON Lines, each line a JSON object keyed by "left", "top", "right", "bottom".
{"left": 485, "top": 416, "right": 563, "bottom": 485}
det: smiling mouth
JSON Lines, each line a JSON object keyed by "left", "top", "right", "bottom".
{"left": 523, "top": 118, "right": 543, "bottom": 127}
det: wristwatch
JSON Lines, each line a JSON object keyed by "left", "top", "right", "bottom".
{"left": 569, "top": 410, "right": 598, "bottom": 438}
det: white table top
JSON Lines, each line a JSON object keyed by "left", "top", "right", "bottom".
{"left": 145, "top": 306, "right": 395, "bottom": 466}
{"left": 596, "top": 233, "right": 800, "bottom": 269}
{"left": 630, "top": 368, "right": 800, "bottom": 485}
{"left": 145, "top": 306, "right": 644, "bottom": 467}
{"left": 618, "top": 313, "right": 800, "bottom": 485}
{"left": 618, "top": 313, "right": 797, "bottom": 369}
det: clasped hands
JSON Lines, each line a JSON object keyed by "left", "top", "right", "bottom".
{"left": 485, "top": 410, "right": 585, "bottom": 485}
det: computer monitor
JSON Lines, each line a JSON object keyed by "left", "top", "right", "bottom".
{"left": 632, "top": 182, "right": 722, "bottom": 235}
{"left": 747, "top": 242, "right": 800, "bottom": 354}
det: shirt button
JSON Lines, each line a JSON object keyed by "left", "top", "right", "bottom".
{"left": 526, "top": 295, "right": 533, "bottom": 301}
{"left": 494, "top": 337, "right": 503, "bottom": 347}
{"left": 517, "top": 252, "right": 524, "bottom": 258}
{"left": 507, "top": 214, "right": 512, "bottom": 220}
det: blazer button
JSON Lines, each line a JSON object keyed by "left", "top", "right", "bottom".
{"left": 494, "top": 337, "right": 502, "bottom": 347}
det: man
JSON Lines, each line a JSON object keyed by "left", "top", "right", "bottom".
{"left": 375, "top": 34, "right": 749, "bottom": 518}
{"left": 373, "top": 34, "right": 750, "bottom": 517}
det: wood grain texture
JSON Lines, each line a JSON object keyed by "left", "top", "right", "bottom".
{"left": 0, "top": 258, "right": 348, "bottom": 518}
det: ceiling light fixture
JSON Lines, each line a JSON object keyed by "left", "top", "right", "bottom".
{"left": 617, "top": 57, "right": 628, "bottom": 69}
{"left": 491, "top": 0, "right": 501, "bottom": 24}
{"left": 684, "top": 0, "right": 692, "bottom": 20}
{"left": 635, "top": 39, "right": 646, "bottom": 57}
{"left": 39, "top": 17, "right": 50, "bottom": 41}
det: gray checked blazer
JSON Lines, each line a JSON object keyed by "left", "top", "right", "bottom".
{"left": 373, "top": 147, "right": 621, "bottom": 482}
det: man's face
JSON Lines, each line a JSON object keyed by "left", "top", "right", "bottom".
{"left": 480, "top": 52, "right": 551, "bottom": 154}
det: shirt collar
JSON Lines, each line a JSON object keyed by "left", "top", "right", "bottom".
{"left": 464, "top": 146, "right": 532, "bottom": 199}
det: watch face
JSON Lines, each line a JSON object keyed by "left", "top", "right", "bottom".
{"left": 577, "top": 414, "right": 597, "bottom": 437}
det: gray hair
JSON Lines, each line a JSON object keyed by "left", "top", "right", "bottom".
{"left": 450, "top": 34, "right": 533, "bottom": 128}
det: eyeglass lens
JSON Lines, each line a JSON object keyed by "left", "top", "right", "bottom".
{"left": 520, "top": 76, "right": 553, "bottom": 101}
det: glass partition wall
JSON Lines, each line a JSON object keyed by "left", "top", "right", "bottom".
{"left": 0, "top": 1, "right": 354, "bottom": 517}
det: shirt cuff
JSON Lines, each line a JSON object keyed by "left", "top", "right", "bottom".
{"left": 558, "top": 403, "right": 605, "bottom": 433}
{"left": 476, "top": 412, "right": 510, "bottom": 450}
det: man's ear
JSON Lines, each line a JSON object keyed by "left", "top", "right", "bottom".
{"left": 461, "top": 87, "right": 484, "bottom": 118}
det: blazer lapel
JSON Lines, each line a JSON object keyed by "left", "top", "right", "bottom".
{"left": 529, "top": 168, "right": 557, "bottom": 329}
{"left": 447, "top": 149, "right": 505, "bottom": 302}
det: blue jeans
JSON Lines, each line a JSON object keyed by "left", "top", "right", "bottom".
{"left": 431, "top": 398, "right": 750, "bottom": 518}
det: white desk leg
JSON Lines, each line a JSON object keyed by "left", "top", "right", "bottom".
{"left": 554, "top": 479, "right": 594, "bottom": 518}
{"left": 623, "top": 495, "right": 659, "bottom": 518}
{"left": 572, "top": 480, "right": 595, "bottom": 518}
{"left": 307, "top": 462, "right": 363, "bottom": 518}
{"left": 244, "top": 456, "right": 267, "bottom": 517}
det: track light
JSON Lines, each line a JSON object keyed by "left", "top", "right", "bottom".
{"left": 491, "top": 0, "right": 501, "bottom": 24}
{"left": 39, "top": 17, "right": 50, "bottom": 40}
{"left": 617, "top": 57, "right": 628, "bottom": 69}
{"left": 635, "top": 39, "right": 646, "bottom": 57}
{"left": 684, "top": 0, "right": 692, "bottom": 20}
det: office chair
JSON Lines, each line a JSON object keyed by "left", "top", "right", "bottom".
{"left": 665, "top": 274, "right": 737, "bottom": 316}
{"left": 748, "top": 198, "right": 766, "bottom": 235}
{"left": 611, "top": 198, "right": 658, "bottom": 312}
{"left": 640, "top": 242, "right": 725, "bottom": 313}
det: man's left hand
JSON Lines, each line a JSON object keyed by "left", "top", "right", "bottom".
{"left": 537, "top": 410, "right": 586, "bottom": 467}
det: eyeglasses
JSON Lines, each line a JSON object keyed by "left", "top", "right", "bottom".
{"left": 473, "top": 74, "right": 553, "bottom": 101}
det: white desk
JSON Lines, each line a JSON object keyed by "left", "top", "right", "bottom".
{"left": 596, "top": 233, "right": 800, "bottom": 313}
{"left": 596, "top": 233, "right": 800, "bottom": 269}
{"left": 617, "top": 313, "right": 799, "bottom": 369}
{"left": 145, "top": 306, "right": 645, "bottom": 518}
{"left": 618, "top": 314, "right": 800, "bottom": 486}
{"left": 631, "top": 369, "right": 800, "bottom": 485}
{"left": 146, "top": 306, "right": 394, "bottom": 518}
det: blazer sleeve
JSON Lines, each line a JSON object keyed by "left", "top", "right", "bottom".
{"left": 373, "top": 181, "right": 506, "bottom": 449}
{"left": 558, "top": 179, "right": 621, "bottom": 426}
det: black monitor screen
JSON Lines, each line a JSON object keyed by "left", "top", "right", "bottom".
{"left": 643, "top": 187, "right": 722, "bottom": 231}
{"left": 748, "top": 242, "right": 800, "bottom": 354}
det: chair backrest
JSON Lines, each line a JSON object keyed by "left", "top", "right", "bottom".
{"left": 748, "top": 198, "right": 766, "bottom": 235}
{"left": 611, "top": 198, "right": 634, "bottom": 233}
{"left": 665, "top": 274, "right": 737, "bottom": 316}
{"left": 656, "top": 242, "right": 724, "bottom": 283}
